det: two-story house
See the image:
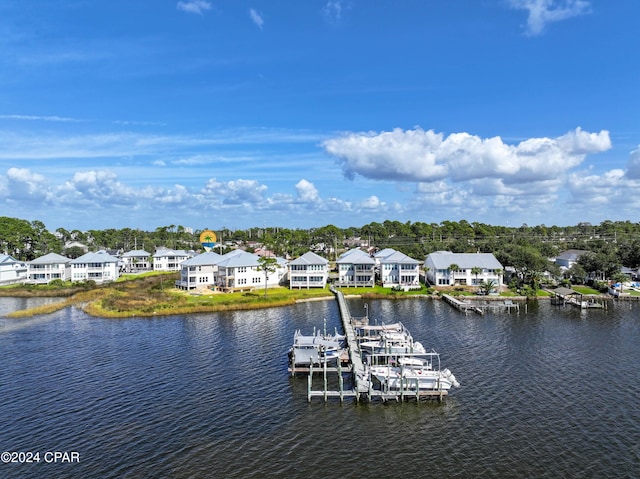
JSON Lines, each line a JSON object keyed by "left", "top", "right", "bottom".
{"left": 288, "top": 251, "right": 329, "bottom": 289}
{"left": 425, "top": 251, "right": 503, "bottom": 287}
{"left": 216, "top": 250, "right": 286, "bottom": 291}
{"left": 70, "top": 250, "right": 120, "bottom": 283}
{"left": 0, "top": 254, "right": 27, "bottom": 285}
{"left": 175, "top": 251, "right": 223, "bottom": 290}
{"left": 27, "top": 252, "right": 71, "bottom": 284}
{"left": 153, "top": 249, "right": 192, "bottom": 272}
{"left": 336, "top": 248, "right": 375, "bottom": 287}
{"left": 121, "top": 250, "right": 152, "bottom": 273}
{"left": 374, "top": 248, "right": 421, "bottom": 289}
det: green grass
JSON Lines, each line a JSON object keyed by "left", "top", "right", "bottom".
{"left": 571, "top": 286, "right": 602, "bottom": 295}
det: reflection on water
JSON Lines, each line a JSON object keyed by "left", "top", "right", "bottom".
{"left": 1, "top": 297, "right": 639, "bottom": 478}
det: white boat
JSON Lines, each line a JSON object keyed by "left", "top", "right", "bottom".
{"left": 360, "top": 329, "right": 426, "bottom": 355}
{"left": 368, "top": 350, "right": 460, "bottom": 391}
{"left": 288, "top": 329, "right": 344, "bottom": 367}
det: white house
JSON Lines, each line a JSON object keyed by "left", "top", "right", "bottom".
{"left": 175, "top": 251, "right": 223, "bottom": 290}
{"left": 374, "top": 248, "right": 421, "bottom": 289}
{"left": 215, "top": 250, "right": 286, "bottom": 291}
{"left": 0, "top": 254, "right": 27, "bottom": 285}
{"left": 425, "top": 252, "right": 503, "bottom": 287}
{"left": 27, "top": 252, "right": 71, "bottom": 284}
{"left": 336, "top": 248, "right": 375, "bottom": 287}
{"left": 121, "top": 250, "right": 152, "bottom": 273}
{"left": 554, "top": 249, "right": 589, "bottom": 270}
{"left": 289, "top": 251, "right": 329, "bottom": 289}
{"left": 153, "top": 249, "right": 192, "bottom": 272}
{"left": 70, "top": 250, "right": 120, "bottom": 283}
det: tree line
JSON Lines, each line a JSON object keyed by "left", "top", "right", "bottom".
{"left": 1, "top": 216, "right": 639, "bottom": 288}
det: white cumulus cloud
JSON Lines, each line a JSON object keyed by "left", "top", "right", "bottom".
{"left": 177, "top": 0, "right": 212, "bottom": 15}
{"left": 509, "top": 0, "right": 591, "bottom": 36}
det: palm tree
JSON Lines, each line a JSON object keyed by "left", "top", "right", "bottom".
{"left": 471, "top": 266, "right": 482, "bottom": 286}
{"left": 479, "top": 279, "right": 497, "bottom": 295}
{"left": 448, "top": 263, "right": 460, "bottom": 286}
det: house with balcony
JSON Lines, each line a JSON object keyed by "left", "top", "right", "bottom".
{"left": 27, "top": 252, "right": 71, "bottom": 284}
{"left": 425, "top": 251, "right": 503, "bottom": 287}
{"left": 121, "top": 250, "right": 152, "bottom": 273}
{"left": 215, "top": 250, "right": 286, "bottom": 291}
{"left": 175, "top": 251, "right": 223, "bottom": 290}
{"left": 70, "top": 250, "right": 119, "bottom": 283}
{"left": 153, "top": 248, "right": 192, "bottom": 272}
{"left": 288, "top": 251, "right": 329, "bottom": 289}
{"left": 336, "top": 248, "right": 375, "bottom": 287}
{"left": 374, "top": 248, "right": 421, "bottom": 289}
{"left": 0, "top": 254, "right": 27, "bottom": 285}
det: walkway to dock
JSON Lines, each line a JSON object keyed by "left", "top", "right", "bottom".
{"left": 442, "top": 294, "right": 521, "bottom": 314}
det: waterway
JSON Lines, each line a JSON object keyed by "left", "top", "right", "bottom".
{"left": 1, "top": 297, "right": 639, "bottom": 478}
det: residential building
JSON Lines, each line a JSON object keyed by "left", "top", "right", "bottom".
{"left": 27, "top": 252, "right": 71, "bottom": 284}
{"left": 121, "top": 250, "right": 152, "bottom": 273}
{"left": 374, "top": 248, "right": 421, "bottom": 289}
{"left": 0, "top": 254, "right": 27, "bottom": 285}
{"left": 425, "top": 251, "right": 503, "bottom": 287}
{"left": 555, "top": 249, "right": 589, "bottom": 269}
{"left": 153, "top": 249, "right": 192, "bottom": 272}
{"left": 336, "top": 248, "right": 375, "bottom": 287}
{"left": 70, "top": 250, "right": 119, "bottom": 283}
{"left": 175, "top": 252, "right": 223, "bottom": 290}
{"left": 289, "top": 251, "right": 329, "bottom": 289}
{"left": 216, "top": 250, "right": 286, "bottom": 290}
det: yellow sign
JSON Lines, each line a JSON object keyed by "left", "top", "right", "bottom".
{"left": 199, "top": 230, "right": 217, "bottom": 251}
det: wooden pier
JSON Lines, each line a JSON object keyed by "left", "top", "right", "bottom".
{"left": 442, "top": 294, "right": 521, "bottom": 314}
{"left": 300, "top": 287, "right": 450, "bottom": 403}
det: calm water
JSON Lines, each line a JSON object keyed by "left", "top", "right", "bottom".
{"left": 1, "top": 296, "right": 639, "bottom": 478}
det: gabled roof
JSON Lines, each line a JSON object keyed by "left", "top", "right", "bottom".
{"left": 556, "top": 249, "right": 589, "bottom": 261}
{"left": 70, "top": 250, "right": 119, "bottom": 264}
{"left": 0, "top": 254, "right": 23, "bottom": 265}
{"left": 337, "top": 248, "right": 375, "bottom": 264}
{"left": 289, "top": 251, "right": 329, "bottom": 266}
{"left": 153, "top": 248, "right": 192, "bottom": 258}
{"left": 217, "top": 249, "right": 261, "bottom": 268}
{"left": 181, "top": 251, "right": 223, "bottom": 266}
{"left": 122, "top": 250, "right": 151, "bottom": 258}
{"left": 426, "top": 252, "right": 502, "bottom": 270}
{"left": 374, "top": 248, "right": 397, "bottom": 259}
{"left": 379, "top": 250, "right": 420, "bottom": 265}
{"left": 29, "top": 252, "right": 71, "bottom": 265}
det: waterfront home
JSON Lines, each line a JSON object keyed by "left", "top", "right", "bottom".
{"left": 554, "top": 249, "right": 589, "bottom": 269}
{"left": 153, "top": 248, "right": 192, "bottom": 272}
{"left": 425, "top": 252, "right": 503, "bottom": 287}
{"left": 215, "top": 250, "right": 286, "bottom": 291}
{"left": 374, "top": 248, "right": 421, "bottom": 289}
{"left": 336, "top": 248, "right": 375, "bottom": 287}
{"left": 175, "top": 251, "right": 223, "bottom": 290}
{"left": 0, "top": 254, "right": 27, "bottom": 285}
{"left": 27, "top": 252, "right": 71, "bottom": 284}
{"left": 121, "top": 250, "right": 152, "bottom": 273}
{"left": 70, "top": 250, "right": 120, "bottom": 283}
{"left": 288, "top": 251, "right": 329, "bottom": 289}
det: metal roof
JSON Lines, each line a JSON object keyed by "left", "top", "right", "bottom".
{"left": 29, "top": 252, "right": 71, "bottom": 265}
{"left": 289, "top": 251, "right": 329, "bottom": 266}
{"left": 425, "top": 252, "right": 502, "bottom": 270}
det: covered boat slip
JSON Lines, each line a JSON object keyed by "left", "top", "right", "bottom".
{"left": 291, "top": 287, "right": 458, "bottom": 403}
{"left": 547, "top": 287, "right": 606, "bottom": 309}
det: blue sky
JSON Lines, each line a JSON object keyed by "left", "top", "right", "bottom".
{"left": 1, "top": 0, "right": 639, "bottom": 232}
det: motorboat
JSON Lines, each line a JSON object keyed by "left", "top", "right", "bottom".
{"left": 288, "top": 329, "right": 345, "bottom": 367}
{"left": 359, "top": 328, "right": 426, "bottom": 355}
{"left": 369, "top": 364, "right": 460, "bottom": 391}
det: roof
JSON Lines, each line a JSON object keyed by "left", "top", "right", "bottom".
{"left": 70, "top": 250, "right": 119, "bottom": 264}
{"left": 425, "top": 252, "right": 503, "bottom": 270}
{"left": 181, "top": 251, "right": 223, "bottom": 266}
{"left": 217, "top": 249, "right": 261, "bottom": 268}
{"left": 153, "top": 248, "right": 191, "bottom": 258}
{"left": 289, "top": 251, "right": 329, "bottom": 266}
{"left": 378, "top": 250, "right": 420, "bottom": 265}
{"left": 337, "top": 248, "right": 375, "bottom": 264}
{"left": 374, "top": 248, "right": 397, "bottom": 259}
{"left": 556, "top": 249, "right": 589, "bottom": 261}
{"left": 0, "top": 254, "right": 23, "bottom": 265}
{"left": 29, "top": 252, "right": 71, "bottom": 265}
{"left": 122, "top": 250, "right": 151, "bottom": 258}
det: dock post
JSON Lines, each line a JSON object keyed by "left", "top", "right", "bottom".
{"left": 308, "top": 364, "right": 313, "bottom": 402}
{"left": 323, "top": 354, "right": 328, "bottom": 402}
{"left": 338, "top": 359, "right": 344, "bottom": 403}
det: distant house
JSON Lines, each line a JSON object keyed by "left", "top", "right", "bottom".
{"left": 289, "top": 251, "right": 329, "bottom": 289}
{"left": 555, "top": 249, "right": 589, "bottom": 269}
{"left": 336, "top": 248, "right": 375, "bottom": 287}
{"left": 121, "top": 250, "right": 152, "bottom": 273}
{"left": 175, "top": 251, "right": 223, "bottom": 290}
{"left": 70, "top": 250, "right": 119, "bottom": 283}
{"left": 374, "top": 248, "right": 421, "bottom": 289}
{"left": 0, "top": 254, "right": 27, "bottom": 285}
{"left": 425, "top": 252, "right": 503, "bottom": 287}
{"left": 63, "top": 241, "right": 89, "bottom": 253}
{"left": 153, "top": 249, "right": 192, "bottom": 272}
{"left": 27, "top": 252, "right": 71, "bottom": 284}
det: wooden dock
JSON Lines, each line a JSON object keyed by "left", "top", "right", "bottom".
{"left": 300, "top": 287, "right": 450, "bottom": 403}
{"left": 442, "top": 294, "right": 521, "bottom": 314}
